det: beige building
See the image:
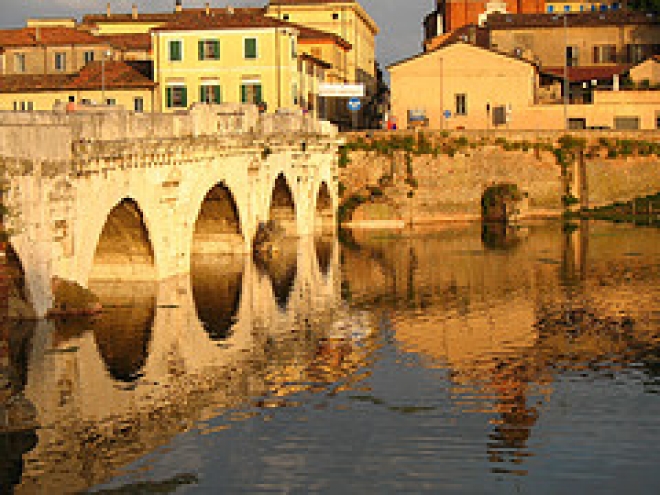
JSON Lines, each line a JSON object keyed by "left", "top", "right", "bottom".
{"left": 389, "top": 42, "right": 538, "bottom": 130}
{"left": 486, "top": 10, "right": 660, "bottom": 69}
{"left": 0, "top": 26, "right": 113, "bottom": 76}
{"left": 629, "top": 56, "right": 660, "bottom": 86}
{"left": 0, "top": 60, "right": 156, "bottom": 112}
{"left": 389, "top": 41, "right": 660, "bottom": 130}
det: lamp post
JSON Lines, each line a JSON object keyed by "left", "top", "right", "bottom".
{"left": 101, "top": 50, "right": 111, "bottom": 105}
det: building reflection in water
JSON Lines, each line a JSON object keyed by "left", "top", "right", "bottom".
{"left": 191, "top": 254, "right": 244, "bottom": 342}
{"left": 253, "top": 238, "right": 298, "bottom": 311}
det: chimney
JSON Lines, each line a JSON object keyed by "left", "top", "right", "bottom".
{"left": 175, "top": 0, "right": 183, "bottom": 13}
{"left": 106, "top": 2, "right": 111, "bottom": 17}
{"left": 35, "top": 26, "right": 40, "bottom": 42}
{"left": 132, "top": 4, "right": 138, "bottom": 19}
{"left": 227, "top": 5, "right": 234, "bottom": 14}
{"left": 205, "top": 2, "right": 211, "bottom": 16}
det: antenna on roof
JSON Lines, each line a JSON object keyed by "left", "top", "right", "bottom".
{"left": 106, "top": 2, "right": 111, "bottom": 17}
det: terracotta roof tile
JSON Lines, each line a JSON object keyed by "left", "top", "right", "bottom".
{"left": 0, "top": 27, "right": 106, "bottom": 49}
{"left": 0, "top": 60, "right": 154, "bottom": 94}
{"left": 81, "top": 8, "right": 265, "bottom": 25}
{"left": 97, "top": 34, "right": 152, "bottom": 51}
{"left": 270, "top": 0, "right": 356, "bottom": 4}
{"left": 541, "top": 65, "right": 631, "bottom": 82}
{"left": 152, "top": 12, "right": 297, "bottom": 32}
{"left": 486, "top": 11, "right": 658, "bottom": 29}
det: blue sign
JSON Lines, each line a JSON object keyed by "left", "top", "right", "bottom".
{"left": 348, "top": 97, "right": 361, "bottom": 112}
{"left": 443, "top": 110, "right": 451, "bottom": 119}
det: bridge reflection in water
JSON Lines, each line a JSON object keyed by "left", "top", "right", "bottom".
{"left": 3, "top": 222, "right": 660, "bottom": 493}
{"left": 7, "top": 233, "right": 375, "bottom": 494}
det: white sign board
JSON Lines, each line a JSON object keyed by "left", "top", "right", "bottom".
{"left": 318, "top": 83, "right": 365, "bottom": 98}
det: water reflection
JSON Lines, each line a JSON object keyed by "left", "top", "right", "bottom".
{"left": 315, "top": 235, "right": 334, "bottom": 276}
{"left": 191, "top": 254, "right": 244, "bottom": 342}
{"left": 253, "top": 238, "right": 298, "bottom": 310}
{"left": 89, "top": 281, "right": 157, "bottom": 383}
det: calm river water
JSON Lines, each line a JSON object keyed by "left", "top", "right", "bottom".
{"left": 3, "top": 221, "right": 660, "bottom": 494}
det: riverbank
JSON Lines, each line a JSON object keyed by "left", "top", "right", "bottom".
{"left": 337, "top": 131, "right": 660, "bottom": 227}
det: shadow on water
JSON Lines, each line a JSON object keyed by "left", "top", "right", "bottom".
{"left": 481, "top": 222, "right": 523, "bottom": 251}
{"left": 253, "top": 238, "right": 298, "bottom": 311}
{"left": 191, "top": 254, "right": 244, "bottom": 342}
{"left": 1, "top": 318, "right": 38, "bottom": 495}
{"left": 88, "top": 281, "right": 157, "bottom": 384}
{"left": 315, "top": 236, "right": 334, "bottom": 276}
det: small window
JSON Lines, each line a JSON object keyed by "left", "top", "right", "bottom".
{"left": 134, "top": 97, "right": 144, "bottom": 113}
{"left": 241, "top": 83, "right": 262, "bottom": 104}
{"left": 106, "top": 98, "right": 116, "bottom": 106}
{"left": 169, "top": 40, "right": 183, "bottom": 61}
{"left": 566, "top": 46, "right": 579, "bottom": 67}
{"left": 547, "top": 5, "right": 554, "bottom": 12}
{"left": 68, "top": 96, "right": 75, "bottom": 103}
{"left": 27, "top": 101, "right": 33, "bottom": 111}
{"left": 332, "top": 12, "right": 339, "bottom": 20}
{"left": 455, "top": 93, "right": 467, "bottom": 116}
{"left": 282, "top": 13, "right": 289, "bottom": 20}
{"left": 593, "top": 45, "right": 616, "bottom": 64}
{"left": 166, "top": 86, "right": 188, "bottom": 108}
{"left": 199, "top": 39, "right": 220, "bottom": 60}
{"left": 14, "top": 53, "right": 26, "bottom": 73}
{"left": 291, "top": 37, "right": 297, "bottom": 59}
{"left": 84, "top": 51, "right": 95, "bottom": 64}
{"left": 55, "top": 52, "right": 66, "bottom": 71}
{"left": 13, "top": 101, "right": 18, "bottom": 111}
{"left": 200, "top": 85, "right": 221, "bottom": 104}
{"left": 244, "top": 38, "right": 258, "bottom": 59}
{"left": 292, "top": 82, "right": 298, "bottom": 105}
{"left": 564, "top": 5, "right": 570, "bottom": 12}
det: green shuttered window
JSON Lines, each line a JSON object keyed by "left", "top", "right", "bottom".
{"left": 244, "top": 38, "right": 257, "bottom": 59}
{"left": 169, "top": 40, "right": 182, "bottom": 61}
{"left": 240, "top": 83, "right": 262, "bottom": 104}
{"left": 166, "top": 86, "right": 187, "bottom": 108}
{"left": 199, "top": 39, "right": 220, "bottom": 60}
{"left": 200, "top": 85, "right": 221, "bottom": 104}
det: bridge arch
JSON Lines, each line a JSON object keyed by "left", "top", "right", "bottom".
{"left": 88, "top": 198, "right": 156, "bottom": 282}
{"left": 4, "top": 243, "right": 34, "bottom": 317}
{"left": 314, "top": 181, "right": 335, "bottom": 235}
{"left": 268, "top": 173, "right": 297, "bottom": 236}
{"left": 191, "top": 182, "right": 245, "bottom": 255}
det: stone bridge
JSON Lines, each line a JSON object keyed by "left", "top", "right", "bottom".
{"left": 1, "top": 105, "right": 340, "bottom": 317}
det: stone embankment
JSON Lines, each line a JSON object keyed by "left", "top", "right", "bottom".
{"left": 337, "top": 131, "right": 660, "bottom": 227}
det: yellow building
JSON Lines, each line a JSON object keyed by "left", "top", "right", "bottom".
{"left": 0, "top": 60, "right": 156, "bottom": 112}
{"left": 152, "top": 12, "right": 329, "bottom": 113}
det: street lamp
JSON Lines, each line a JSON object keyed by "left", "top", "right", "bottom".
{"left": 101, "top": 49, "right": 112, "bottom": 105}
{"left": 554, "top": 14, "right": 569, "bottom": 130}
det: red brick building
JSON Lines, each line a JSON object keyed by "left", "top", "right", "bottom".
{"left": 424, "top": 0, "right": 546, "bottom": 39}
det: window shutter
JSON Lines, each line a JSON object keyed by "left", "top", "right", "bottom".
{"left": 241, "top": 84, "right": 247, "bottom": 103}
{"left": 200, "top": 85, "right": 206, "bottom": 103}
{"left": 245, "top": 38, "right": 257, "bottom": 58}
{"left": 199, "top": 40, "right": 204, "bottom": 60}
{"left": 181, "top": 86, "right": 188, "bottom": 108}
{"left": 213, "top": 85, "right": 221, "bottom": 104}
{"left": 166, "top": 87, "right": 173, "bottom": 108}
{"left": 255, "top": 84, "right": 262, "bottom": 104}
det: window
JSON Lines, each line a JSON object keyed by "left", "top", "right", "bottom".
{"left": 244, "top": 38, "right": 257, "bottom": 59}
{"left": 547, "top": 5, "right": 554, "bottom": 12}
{"left": 14, "top": 53, "right": 26, "bottom": 73}
{"left": 332, "top": 13, "right": 339, "bottom": 20}
{"left": 106, "top": 98, "right": 116, "bottom": 106}
{"left": 455, "top": 93, "right": 467, "bottom": 116}
{"left": 564, "top": 5, "right": 570, "bottom": 11}
{"left": 200, "top": 84, "right": 221, "bottom": 104}
{"left": 282, "top": 13, "right": 289, "bottom": 20}
{"left": 166, "top": 85, "right": 187, "bottom": 108}
{"left": 291, "top": 37, "right": 297, "bottom": 59}
{"left": 84, "top": 51, "right": 95, "bottom": 64}
{"left": 199, "top": 39, "right": 220, "bottom": 60}
{"left": 593, "top": 45, "right": 616, "bottom": 64}
{"left": 656, "top": 112, "right": 660, "bottom": 130}
{"left": 134, "top": 97, "right": 144, "bottom": 113}
{"left": 627, "top": 44, "right": 648, "bottom": 64}
{"left": 55, "top": 52, "right": 66, "bottom": 71}
{"left": 614, "top": 116, "right": 640, "bottom": 130}
{"left": 68, "top": 96, "right": 75, "bottom": 103}
{"left": 566, "top": 46, "right": 579, "bottom": 67}
{"left": 292, "top": 82, "right": 298, "bottom": 105}
{"left": 241, "top": 82, "right": 262, "bottom": 104}
{"left": 168, "top": 40, "right": 183, "bottom": 61}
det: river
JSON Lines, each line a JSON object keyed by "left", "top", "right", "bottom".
{"left": 2, "top": 220, "right": 659, "bottom": 494}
